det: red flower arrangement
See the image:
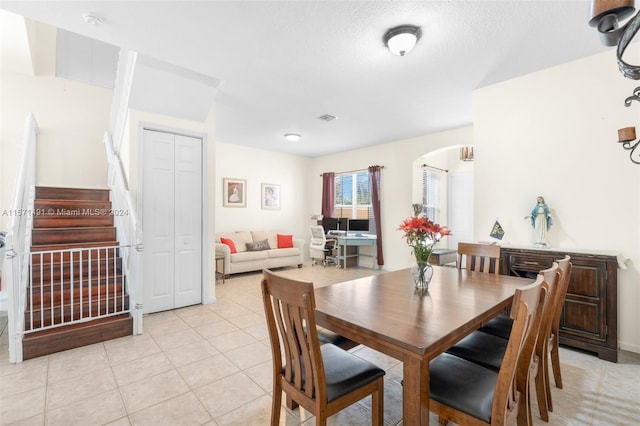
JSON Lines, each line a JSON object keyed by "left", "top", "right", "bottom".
{"left": 398, "top": 216, "right": 452, "bottom": 262}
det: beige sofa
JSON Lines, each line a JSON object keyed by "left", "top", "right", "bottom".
{"left": 215, "top": 230, "right": 304, "bottom": 276}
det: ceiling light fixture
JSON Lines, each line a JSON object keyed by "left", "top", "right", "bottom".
{"left": 284, "top": 133, "right": 301, "bottom": 142}
{"left": 82, "top": 13, "right": 103, "bottom": 26}
{"left": 383, "top": 25, "right": 421, "bottom": 56}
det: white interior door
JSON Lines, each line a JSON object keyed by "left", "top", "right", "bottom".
{"left": 448, "top": 171, "right": 474, "bottom": 249}
{"left": 143, "top": 129, "right": 202, "bottom": 314}
{"left": 174, "top": 134, "right": 202, "bottom": 308}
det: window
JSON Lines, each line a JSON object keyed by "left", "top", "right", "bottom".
{"left": 334, "top": 171, "right": 371, "bottom": 220}
{"left": 422, "top": 169, "right": 441, "bottom": 222}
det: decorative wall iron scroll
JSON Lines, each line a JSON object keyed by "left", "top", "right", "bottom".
{"left": 589, "top": 0, "right": 640, "bottom": 79}
{"left": 590, "top": 1, "right": 640, "bottom": 163}
{"left": 616, "top": 12, "right": 640, "bottom": 79}
{"left": 616, "top": 126, "right": 640, "bottom": 164}
{"left": 618, "top": 86, "right": 640, "bottom": 164}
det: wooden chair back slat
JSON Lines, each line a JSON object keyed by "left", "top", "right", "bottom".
{"left": 457, "top": 242, "right": 501, "bottom": 274}
{"left": 262, "top": 273, "right": 326, "bottom": 402}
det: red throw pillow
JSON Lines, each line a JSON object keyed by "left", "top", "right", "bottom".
{"left": 220, "top": 237, "right": 237, "bottom": 254}
{"left": 277, "top": 234, "right": 293, "bottom": 248}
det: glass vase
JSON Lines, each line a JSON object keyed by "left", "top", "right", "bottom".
{"left": 411, "top": 258, "right": 433, "bottom": 290}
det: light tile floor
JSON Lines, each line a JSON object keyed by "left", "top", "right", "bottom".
{"left": 1, "top": 263, "right": 639, "bottom": 425}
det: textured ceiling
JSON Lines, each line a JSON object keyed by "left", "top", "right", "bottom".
{"left": 1, "top": 1, "right": 611, "bottom": 157}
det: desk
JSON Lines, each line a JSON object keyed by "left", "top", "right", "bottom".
{"left": 314, "top": 267, "right": 533, "bottom": 426}
{"left": 335, "top": 235, "right": 377, "bottom": 269}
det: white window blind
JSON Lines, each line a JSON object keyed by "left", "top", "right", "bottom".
{"left": 334, "top": 171, "right": 372, "bottom": 220}
{"left": 422, "top": 169, "right": 441, "bottom": 222}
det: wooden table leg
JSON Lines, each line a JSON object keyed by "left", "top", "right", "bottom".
{"left": 403, "top": 357, "right": 430, "bottom": 426}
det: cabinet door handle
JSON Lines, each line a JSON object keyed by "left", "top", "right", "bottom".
{"left": 524, "top": 261, "right": 539, "bottom": 265}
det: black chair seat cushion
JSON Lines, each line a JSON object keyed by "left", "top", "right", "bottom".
{"left": 430, "top": 353, "right": 498, "bottom": 423}
{"left": 479, "top": 312, "right": 513, "bottom": 339}
{"left": 321, "top": 344, "right": 385, "bottom": 402}
{"left": 445, "top": 330, "right": 508, "bottom": 371}
{"left": 285, "top": 343, "right": 384, "bottom": 403}
{"left": 317, "top": 327, "right": 359, "bottom": 350}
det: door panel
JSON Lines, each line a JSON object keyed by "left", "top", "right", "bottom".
{"left": 448, "top": 171, "right": 473, "bottom": 249}
{"left": 143, "top": 130, "right": 202, "bottom": 314}
{"left": 143, "top": 130, "right": 175, "bottom": 313}
{"left": 174, "top": 134, "right": 202, "bottom": 308}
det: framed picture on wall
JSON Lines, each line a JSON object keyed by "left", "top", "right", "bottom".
{"left": 223, "top": 178, "right": 247, "bottom": 207}
{"left": 261, "top": 183, "right": 280, "bottom": 210}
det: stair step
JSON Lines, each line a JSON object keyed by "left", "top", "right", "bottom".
{"left": 27, "top": 281, "right": 125, "bottom": 306}
{"left": 34, "top": 199, "right": 112, "bottom": 210}
{"left": 33, "top": 199, "right": 115, "bottom": 228}
{"left": 31, "top": 227, "right": 117, "bottom": 245}
{"left": 22, "top": 314, "right": 133, "bottom": 360}
{"left": 25, "top": 295, "right": 129, "bottom": 329}
{"left": 35, "top": 186, "right": 110, "bottom": 202}
{"left": 34, "top": 215, "right": 114, "bottom": 229}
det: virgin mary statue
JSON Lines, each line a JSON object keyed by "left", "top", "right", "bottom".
{"left": 525, "top": 196, "right": 552, "bottom": 247}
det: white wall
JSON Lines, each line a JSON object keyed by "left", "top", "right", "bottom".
{"left": 309, "top": 126, "right": 474, "bottom": 270}
{"left": 0, "top": 72, "right": 111, "bottom": 229}
{"left": 474, "top": 48, "right": 640, "bottom": 353}
{"left": 214, "top": 142, "right": 312, "bottom": 244}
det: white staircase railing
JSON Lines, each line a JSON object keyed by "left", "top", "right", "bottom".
{"left": 110, "top": 48, "right": 137, "bottom": 156}
{"left": 3, "top": 112, "right": 39, "bottom": 363}
{"left": 106, "top": 46, "right": 143, "bottom": 333}
{"left": 23, "top": 245, "right": 133, "bottom": 334}
{"left": 104, "top": 133, "right": 143, "bottom": 334}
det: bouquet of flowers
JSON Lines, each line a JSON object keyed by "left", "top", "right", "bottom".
{"left": 398, "top": 214, "right": 451, "bottom": 288}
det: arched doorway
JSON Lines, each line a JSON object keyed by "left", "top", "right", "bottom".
{"left": 412, "top": 145, "right": 474, "bottom": 250}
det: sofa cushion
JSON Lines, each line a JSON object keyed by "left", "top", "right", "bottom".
{"left": 230, "top": 250, "right": 268, "bottom": 262}
{"left": 251, "top": 231, "right": 278, "bottom": 250}
{"left": 267, "top": 247, "right": 300, "bottom": 259}
{"left": 277, "top": 234, "right": 294, "bottom": 248}
{"left": 220, "top": 237, "right": 237, "bottom": 254}
{"left": 246, "top": 239, "right": 271, "bottom": 251}
{"left": 218, "top": 231, "right": 252, "bottom": 253}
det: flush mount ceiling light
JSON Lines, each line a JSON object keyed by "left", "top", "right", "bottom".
{"left": 383, "top": 25, "right": 421, "bottom": 56}
{"left": 284, "top": 133, "right": 301, "bottom": 142}
{"left": 82, "top": 13, "right": 103, "bottom": 26}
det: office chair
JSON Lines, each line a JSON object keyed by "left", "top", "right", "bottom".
{"left": 310, "top": 225, "right": 337, "bottom": 267}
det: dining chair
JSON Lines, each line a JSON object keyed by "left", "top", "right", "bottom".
{"left": 478, "top": 256, "right": 572, "bottom": 420}
{"left": 457, "top": 242, "right": 501, "bottom": 274}
{"left": 447, "top": 263, "right": 560, "bottom": 424}
{"left": 547, "top": 256, "right": 572, "bottom": 406}
{"left": 429, "top": 276, "right": 546, "bottom": 426}
{"left": 261, "top": 269, "right": 385, "bottom": 425}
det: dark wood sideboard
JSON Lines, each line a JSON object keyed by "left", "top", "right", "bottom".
{"left": 500, "top": 246, "right": 618, "bottom": 362}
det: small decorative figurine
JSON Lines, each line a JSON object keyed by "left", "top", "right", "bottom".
{"left": 524, "top": 196, "right": 552, "bottom": 247}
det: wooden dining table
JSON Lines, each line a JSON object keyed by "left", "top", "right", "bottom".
{"left": 314, "top": 266, "right": 535, "bottom": 426}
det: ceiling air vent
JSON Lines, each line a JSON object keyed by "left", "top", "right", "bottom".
{"left": 317, "top": 114, "right": 338, "bottom": 122}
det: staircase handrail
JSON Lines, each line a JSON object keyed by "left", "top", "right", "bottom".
{"left": 4, "top": 112, "right": 39, "bottom": 363}
{"left": 110, "top": 48, "right": 137, "bottom": 156}
{"left": 103, "top": 132, "right": 143, "bottom": 334}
